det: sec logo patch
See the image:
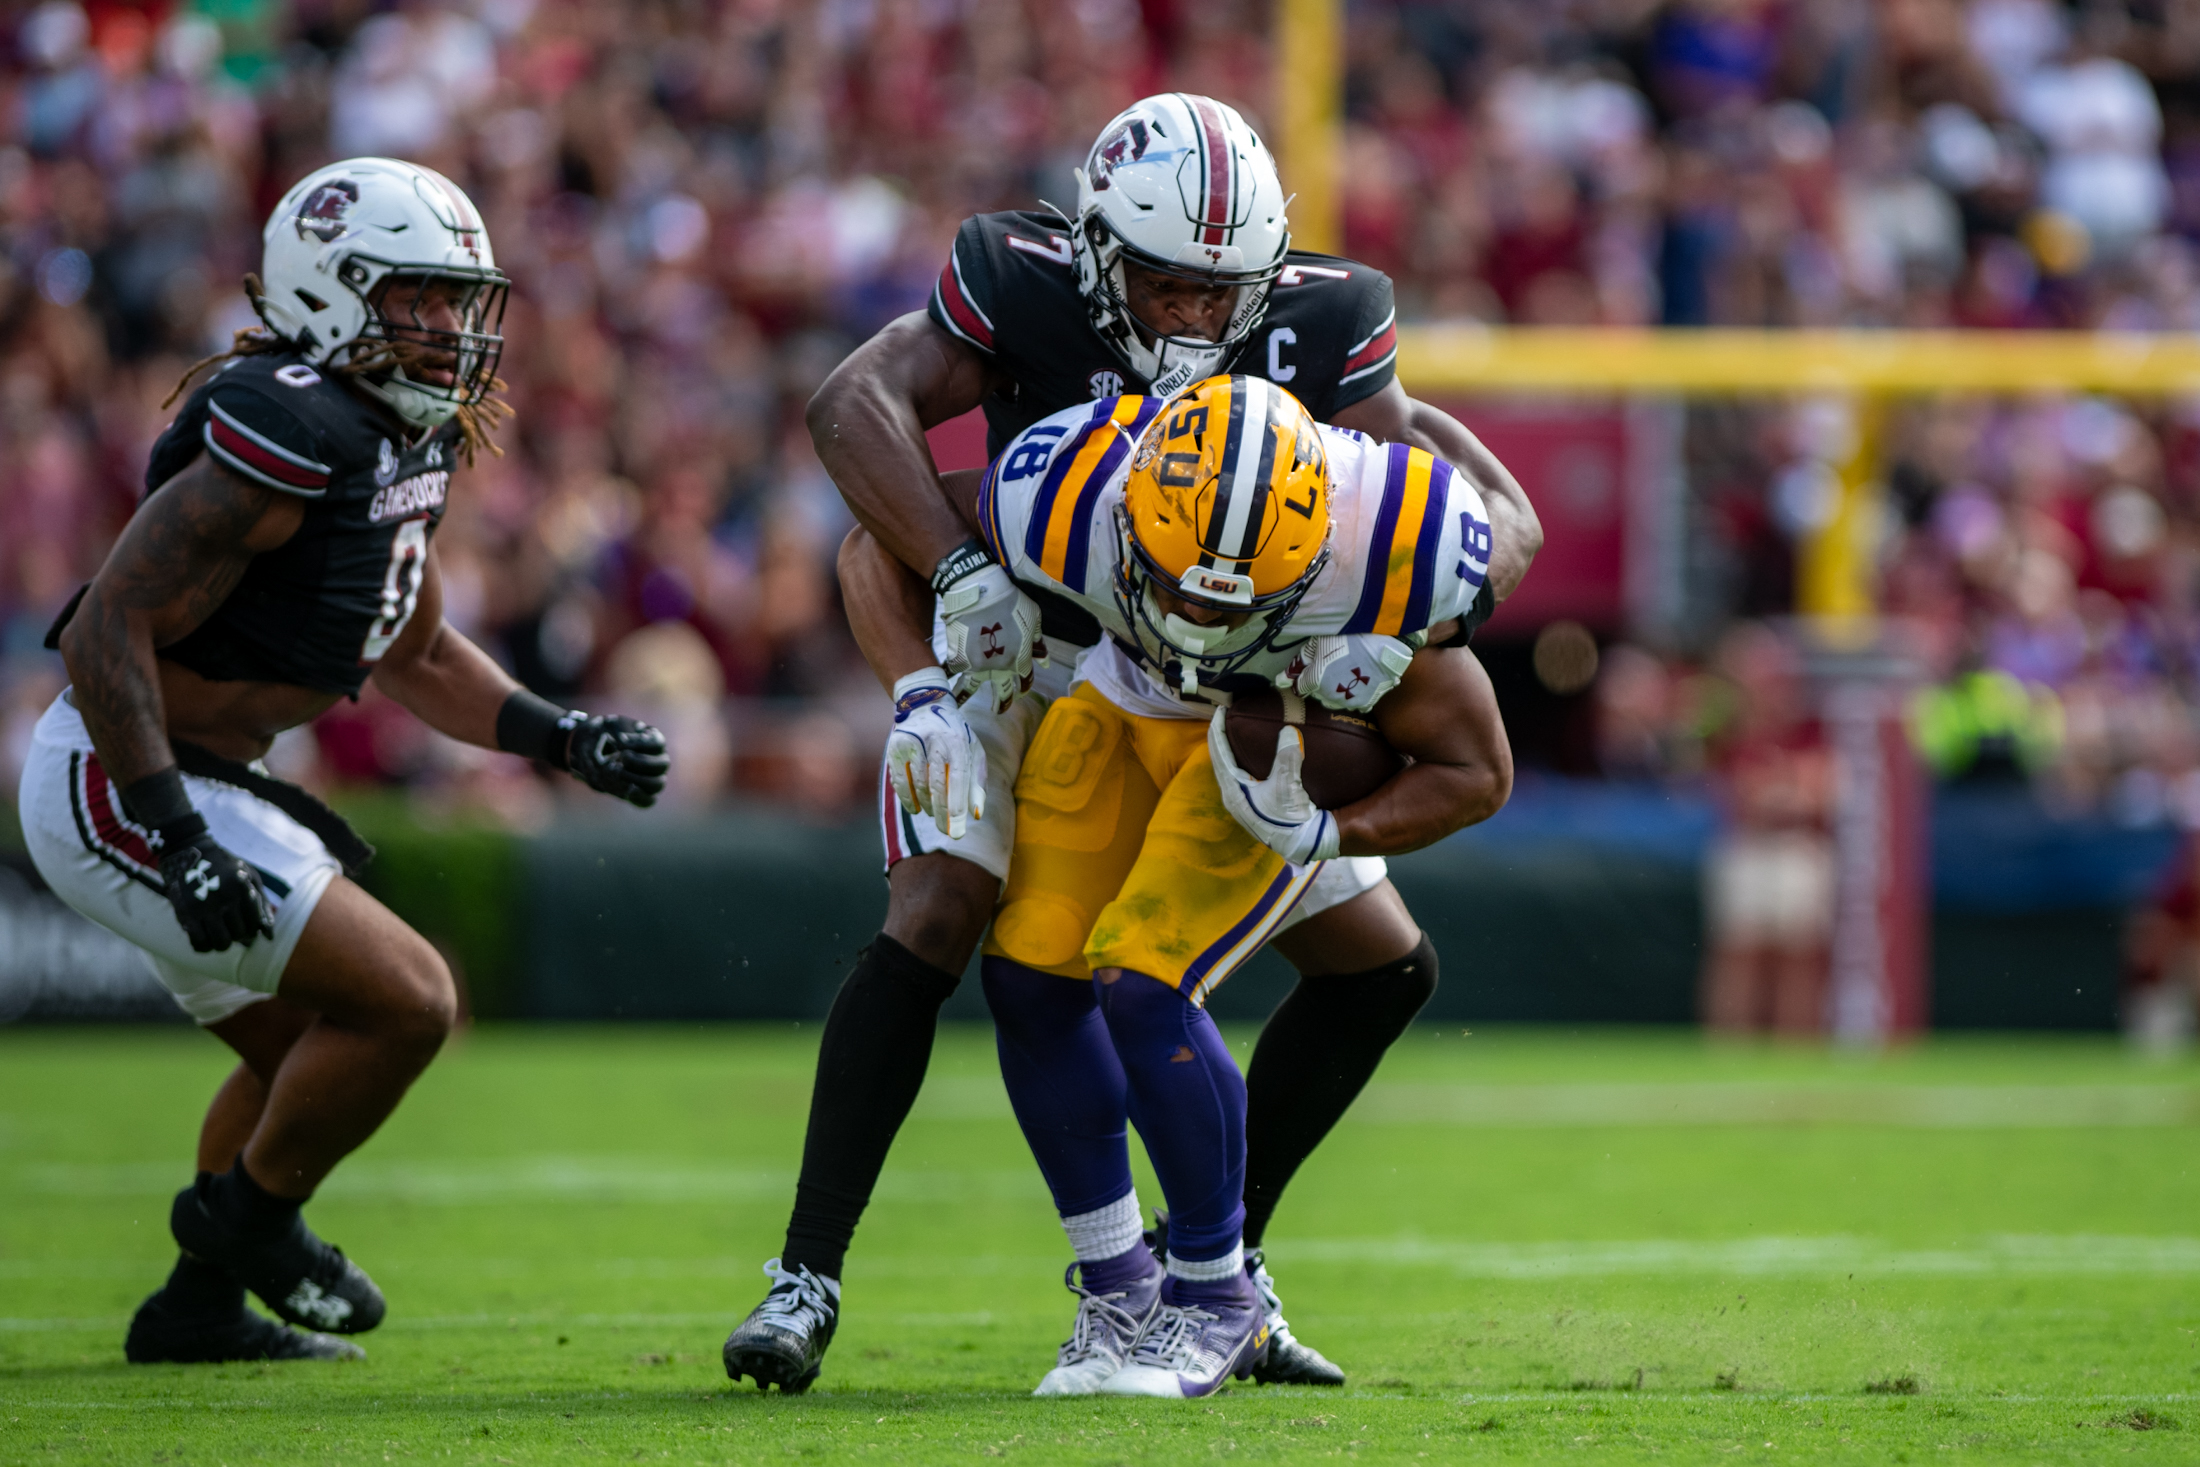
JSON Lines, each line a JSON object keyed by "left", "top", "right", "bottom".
{"left": 1088, "top": 369, "right": 1124, "bottom": 400}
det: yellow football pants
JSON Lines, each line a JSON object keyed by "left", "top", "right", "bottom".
{"left": 984, "top": 683, "right": 1322, "bottom": 1005}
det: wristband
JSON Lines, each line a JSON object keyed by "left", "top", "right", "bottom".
{"left": 120, "top": 767, "right": 208, "bottom": 845}
{"left": 496, "top": 689, "right": 581, "bottom": 770}
{"left": 931, "top": 537, "right": 993, "bottom": 595}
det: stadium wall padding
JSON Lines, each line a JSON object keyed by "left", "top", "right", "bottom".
{"left": 336, "top": 796, "right": 528, "bottom": 1021}
{"left": 474, "top": 807, "right": 2131, "bottom": 1029}
{"left": 13, "top": 790, "right": 2130, "bottom": 1028}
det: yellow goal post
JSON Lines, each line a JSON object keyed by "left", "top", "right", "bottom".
{"left": 1392, "top": 326, "right": 2200, "bottom": 620}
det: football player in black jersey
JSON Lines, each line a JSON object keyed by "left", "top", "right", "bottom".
{"left": 725, "top": 95, "right": 1539, "bottom": 1393}
{"left": 21, "top": 159, "right": 668, "bottom": 1365}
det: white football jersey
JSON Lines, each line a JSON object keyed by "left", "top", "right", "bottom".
{"left": 974, "top": 395, "right": 1492, "bottom": 719}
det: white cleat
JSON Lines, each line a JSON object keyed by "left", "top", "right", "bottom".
{"left": 1098, "top": 1273, "right": 1268, "bottom": 1399}
{"left": 1033, "top": 1260, "right": 1160, "bottom": 1396}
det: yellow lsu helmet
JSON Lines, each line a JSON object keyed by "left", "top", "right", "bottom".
{"left": 1113, "top": 375, "right": 1333, "bottom": 691}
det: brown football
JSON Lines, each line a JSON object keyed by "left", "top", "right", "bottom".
{"left": 1224, "top": 687, "right": 1405, "bottom": 811}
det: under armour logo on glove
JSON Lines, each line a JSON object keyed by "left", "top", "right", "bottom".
{"left": 185, "top": 858, "right": 220, "bottom": 901}
{"left": 1293, "top": 632, "right": 1417, "bottom": 715}
{"left": 564, "top": 714, "right": 671, "bottom": 807}
{"left": 937, "top": 559, "right": 1044, "bottom": 713}
{"left": 157, "top": 834, "right": 274, "bottom": 954}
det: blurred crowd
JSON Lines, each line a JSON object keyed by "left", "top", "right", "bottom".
{"left": 1594, "top": 388, "right": 2200, "bottom": 831}
{"left": 0, "top": 0, "right": 1192, "bottom": 820}
{"left": 9, "top": 0, "right": 2200, "bottom": 828}
{"left": 1350, "top": 0, "right": 2199, "bottom": 329}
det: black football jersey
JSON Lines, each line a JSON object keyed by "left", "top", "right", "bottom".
{"left": 926, "top": 210, "right": 1400, "bottom": 647}
{"left": 141, "top": 351, "right": 463, "bottom": 697}
{"left": 927, "top": 210, "right": 1399, "bottom": 458}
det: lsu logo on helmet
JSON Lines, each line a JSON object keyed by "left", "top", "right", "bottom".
{"left": 1112, "top": 375, "right": 1332, "bottom": 691}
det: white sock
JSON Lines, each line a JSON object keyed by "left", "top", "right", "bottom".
{"left": 1060, "top": 1191, "right": 1144, "bottom": 1262}
{"left": 1167, "top": 1243, "right": 1245, "bottom": 1282}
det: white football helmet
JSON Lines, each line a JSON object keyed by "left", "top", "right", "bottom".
{"left": 255, "top": 157, "right": 507, "bottom": 429}
{"left": 1070, "top": 94, "right": 1290, "bottom": 399}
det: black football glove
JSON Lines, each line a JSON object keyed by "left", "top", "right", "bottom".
{"left": 156, "top": 828, "right": 275, "bottom": 954}
{"left": 566, "top": 714, "right": 670, "bottom": 808}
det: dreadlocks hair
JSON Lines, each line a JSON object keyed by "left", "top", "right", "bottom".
{"left": 164, "top": 273, "right": 513, "bottom": 466}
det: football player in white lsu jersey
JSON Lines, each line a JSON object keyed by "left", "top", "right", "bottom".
{"left": 844, "top": 374, "right": 1512, "bottom": 1395}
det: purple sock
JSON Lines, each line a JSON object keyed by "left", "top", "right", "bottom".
{"left": 1168, "top": 1269, "right": 1254, "bottom": 1309}
{"left": 983, "top": 958, "right": 1135, "bottom": 1217}
{"left": 1082, "top": 1241, "right": 1160, "bottom": 1296}
{"left": 1093, "top": 970, "right": 1247, "bottom": 1264}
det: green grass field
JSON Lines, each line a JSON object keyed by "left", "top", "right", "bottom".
{"left": 3, "top": 1024, "right": 2196, "bottom": 1463}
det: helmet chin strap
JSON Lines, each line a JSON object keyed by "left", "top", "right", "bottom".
{"left": 1148, "top": 344, "right": 1228, "bottom": 401}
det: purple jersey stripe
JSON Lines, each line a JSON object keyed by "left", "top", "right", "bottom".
{"left": 1343, "top": 442, "right": 1412, "bottom": 634}
{"left": 1058, "top": 398, "right": 1157, "bottom": 593}
{"left": 1022, "top": 401, "right": 1118, "bottom": 569}
{"left": 1401, "top": 457, "right": 1451, "bottom": 632}
{"left": 1182, "top": 862, "right": 1301, "bottom": 993}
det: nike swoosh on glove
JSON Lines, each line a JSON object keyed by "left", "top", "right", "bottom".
{"left": 1291, "top": 632, "right": 1417, "bottom": 714}
{"left": 156, "top": 827, "right": 275, "bottom": 954}
{"left": 567, "top": 714, "right": 670, "bottom": 807}
{"left": 1206, "top": 708, "right": 1340, "bottom": 867}
{"left": 938, "top": 562, "right": 1045, "bottom": 714}
{"left": 886, "top": 668, "right": 987, "bottom": 839}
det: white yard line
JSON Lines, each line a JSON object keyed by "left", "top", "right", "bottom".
{"left": 1344, "top": 1082, "right": 2200, "bottom": 1127}
{"left": 1276, "top": 1234, "right": 2200, "bottom": 1276}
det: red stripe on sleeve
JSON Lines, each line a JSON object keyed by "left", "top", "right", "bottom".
{"left": 933, "top": 262, "right": 995, "bottom": 351}
{"left": 206, "top": 418, "right": 328, "bottom": 490}
{"left": 1344, "top": 322, "right": 1398, "bottom": 374}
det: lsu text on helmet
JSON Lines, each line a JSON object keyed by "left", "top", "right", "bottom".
{"left": 1114, "top": 375, "right": 1332, "bottom": 693}
{"left": 1071, "top": 94, "right": 1290, "bottom": 400}
{"left": 256, "top": 157, "right": 507, "bottom": 430}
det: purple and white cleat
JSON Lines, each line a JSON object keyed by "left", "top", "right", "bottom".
{"left": 1098, "top": 1271, "right": 1270, "bottom": 1398}
{"left": 1033, "top": 1260, "right": 1161, "bottom": 1395}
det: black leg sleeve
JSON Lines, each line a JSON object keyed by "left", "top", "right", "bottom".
{"left": 780, "top": 935, "right": 960, "bottom": 1281}
{"left": 1241, "top": 934, "right": 1437, "bottom": 1248}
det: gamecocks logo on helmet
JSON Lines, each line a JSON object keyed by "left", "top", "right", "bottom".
{"left": 294, "top": 180, "right": 359, "bottom": 244}
{"left": 1088, "top": 117, "right": 1151, "bottom": 191}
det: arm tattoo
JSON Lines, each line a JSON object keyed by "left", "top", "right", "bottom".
{"left": 63, "top": 458, "right": 279, "bottom": 786}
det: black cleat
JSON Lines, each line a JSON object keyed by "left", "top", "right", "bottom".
{"left": 1143, "top": 1207, "right": 1171, "bottom": 1264}
{"left": 723, "top": 1259, "right": 838, "bottom": 1394}
{"left": 169, "top": 1184, "right": 385, "bottom": 1335}
{"left": 1238, "top": 1249, "right": 1345, "bottom": 1386}
{"left": 125, "top": 1289, "right": 364, "bottom": 1364}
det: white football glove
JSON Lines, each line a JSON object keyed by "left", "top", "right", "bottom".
{"left": 937, "top": 560, "right": 1045, "bottom": 714}
{"left": 886, "top": 668, "right": 987, "bottom": 839}
{"left": 1206, "top": 707, "right": 1341, "bottom": 867}
{"left": 1290, "top": 632, "right": 1416, "bottom": 714}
